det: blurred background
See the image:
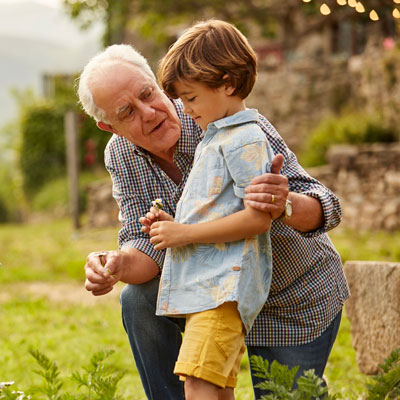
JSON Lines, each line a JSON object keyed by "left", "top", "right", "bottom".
{"left": 0, "top": 1, "right": 399, "bottom": 399}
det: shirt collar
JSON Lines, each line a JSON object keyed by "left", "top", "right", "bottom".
{"left": 203, "top": 109, "right": 259, "bottom": 139}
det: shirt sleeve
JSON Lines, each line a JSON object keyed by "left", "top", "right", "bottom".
{"left": 222, "top": 125, "right": 274, "bottom": 199}
{"left": 105, "top": 138, "right": 166, "bottom": 269}
{"left": 257, "top": 114, "right": 342, "bottom": 236}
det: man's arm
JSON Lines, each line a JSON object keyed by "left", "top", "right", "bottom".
{"left": 149, "top": 203, "right": 271, "bottom": 250}
{"left": 244, "top": 154, "right": 324, "bottom": 232}
{"left": 248, "top": 115, "right": 342, "bottom": 235}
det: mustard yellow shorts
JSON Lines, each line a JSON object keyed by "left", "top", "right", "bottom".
{"left": 174, "top": 301, "right": 246, "bottom": 388}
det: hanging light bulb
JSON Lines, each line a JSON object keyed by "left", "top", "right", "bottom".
{"left": 393, "top": 0, "right": 400, "bottom": 4}
{"left": 337, "top": 0, "right": 347, "bottom": 5}
{"left": 355, "top": 2, "right": 365, "bottom": 12}
{"left": 393, "top": 8, "right": 400, "bottom": 18}
{"left": 320, "top": 3, "right": 331, "bottom": 14}
{"left": 369, "top": 9, "right": 379, "bottom": 20}
{"left": 348, "top": 0, "right": 357, "bottom": 7}
{"left": 302, "top": 0, "right": 312, "bottom": 2}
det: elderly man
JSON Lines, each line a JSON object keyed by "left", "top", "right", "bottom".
{"left": 80, "top": 44, "right": 349, "bottom": 400}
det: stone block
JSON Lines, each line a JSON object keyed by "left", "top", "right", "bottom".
{"left": 344, "top": 261, "right": 400, "bottom": 375}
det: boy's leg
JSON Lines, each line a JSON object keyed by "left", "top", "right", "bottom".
{"left": 184, "top": 377, "right": 235, "bottom": 400}
{"left": 247, "top": 310, "right": 342, "bottom": 399}
{"left": 120, "top": 279, "right": 186, "bottom": 400}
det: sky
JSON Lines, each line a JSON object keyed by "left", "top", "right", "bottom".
{"left": 0, "top": 0, "right": 103, "bottom": 134}
{"left": 0, "top": 0, "right": 62, "bottom": 7}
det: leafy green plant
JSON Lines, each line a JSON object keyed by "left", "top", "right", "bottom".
{"left": 366, "top": 347, "right": 400, "bottom": 400}
{"left": 0, "top": 349, "right": 126, "bottom": 400}
{"left": 300, "top": 112, "right": 396, "bottom": 167}
{"left": 250, "top": 355, "right": 338, "bottom": 400}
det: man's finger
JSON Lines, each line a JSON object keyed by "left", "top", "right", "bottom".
{"left": 271, "top": 154, "right": 284, "bottom": 175}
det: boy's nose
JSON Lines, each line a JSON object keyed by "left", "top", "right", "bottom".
{"left": 182, "top": 103, "right": 192, "bottom": 114}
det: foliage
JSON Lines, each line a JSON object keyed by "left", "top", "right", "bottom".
{"left": 0, "top": 349, "right": 126, "bottom": 400}
{"left": 250, "top": 355, "right": 338, "bottom": 400}
{"left": 18, "top": 100, "right": 109, "bottom": 200}
{"left": 300, "top": 112, "right": 397, "bottom": 167}
{"left": 20, "top": 103, "right": 67, "bottom": 196}
{"left": 63, "top": 0, "right": 398, "bottom": 55}
{"left": 366, "top": 347, "right": 400, "bottom": 400}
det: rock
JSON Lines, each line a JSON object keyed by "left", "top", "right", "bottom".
{"left": 86, "top": 180, "right": 119, "bottom": 228}
{"left": 344, "top": 261, "right": 400, "bottom": 375}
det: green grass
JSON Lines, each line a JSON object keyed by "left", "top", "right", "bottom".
{"left": 0, "top": 219, "right": 118, "bottom": 283}
{"left": 1, "top": 219, "right": 399, "bottom": 398}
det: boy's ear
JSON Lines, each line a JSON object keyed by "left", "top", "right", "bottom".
{"left": 222, "top": 73, "right": 235, "bottom": 96}
{"left": 97, "top": 121, "right": 118, "bottom": 134}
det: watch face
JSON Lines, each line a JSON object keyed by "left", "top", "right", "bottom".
{"left": 286, "top": 201, "right": 293, "bottom": 218}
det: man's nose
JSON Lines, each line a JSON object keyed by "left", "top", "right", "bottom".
{"left": 138, "top": 102, "right": 156, "bottom": 121}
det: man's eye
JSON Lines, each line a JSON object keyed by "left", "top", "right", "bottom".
{"left": 121, "top": 108, "right": 134, "bottom": 120}
{"left": 143, "top": 87, "right": 154, "bottom": 99}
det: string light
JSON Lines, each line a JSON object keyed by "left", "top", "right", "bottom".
{"left": 348, "top": 0, "right": 357, "bottom": 7}
{"left": 393, "top": 8, "right": 400, "bottom": 18}
{"left": 337, "top": 0, "right": 347, "bottom": 5}
{"left": 355, "top": 2, "right": 365, "bottom": 12}
{"left": 320, "top": 3, "right": 331, "bottom": 14}
{"left": 369, "top": 9, "right": 379, "bottom": 20}
{"left": 302, "top": 0, "right": 312, "bottom": 2}
{"left": 393, "top": 0, "right": 400, "bottom": 4}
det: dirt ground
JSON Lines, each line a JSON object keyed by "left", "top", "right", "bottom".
{"left": 0, "top": 281, "right": 124, "bottom": 306}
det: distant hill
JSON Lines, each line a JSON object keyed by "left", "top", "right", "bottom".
{"left": 0, "top": 0, "right": 102, "bottom": 127}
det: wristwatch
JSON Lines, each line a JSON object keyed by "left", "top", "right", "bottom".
{"left": 281, "top": 198, "right": 293, "bottom": 220}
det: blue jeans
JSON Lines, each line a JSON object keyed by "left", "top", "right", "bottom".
{"left": 121, "top": 279, "right": 342, "bottom": 400}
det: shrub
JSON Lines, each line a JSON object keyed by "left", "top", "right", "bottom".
{"left": 18, "top": 103, "right": 110, "bottom": 199}
{"left": 300, "top": 112, "right": 397, "bottom": 167}
{"left": 19, "top": 104, "right": 66, "bottom": 196}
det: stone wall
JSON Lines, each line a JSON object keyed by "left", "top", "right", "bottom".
{"left": 85, "top": 143, "right": 400, "bottom": 231}
{"left": 246, "top": 43, "right": 400, "bottom": 154}
{"left": 307, "top": 143, "right": 400, "bottom": 231}
{"left": 344, "top": 261, "right": 400, "bottom": 375}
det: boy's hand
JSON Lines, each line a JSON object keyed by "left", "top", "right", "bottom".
{"left": 139, "top": 207, "right": 173, "bottom": 234}
{"left": 149, "top": 221, "right": 190, "bottom": 250}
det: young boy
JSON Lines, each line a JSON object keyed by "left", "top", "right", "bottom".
{"left": 140, "top": 20, "right": 274, "bottom": 400}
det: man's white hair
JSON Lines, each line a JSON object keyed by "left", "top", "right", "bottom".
{"left": 78, "top": 44, "right": 156, "bottom": 123}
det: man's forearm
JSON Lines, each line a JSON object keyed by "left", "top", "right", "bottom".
{"left": 120, "top": 248, "right": 159, "bottom": 284}
{"left": 284, "top": 192, "right": 324, "bottom": 232}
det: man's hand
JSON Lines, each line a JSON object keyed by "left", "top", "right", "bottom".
{"left": 84, "top": 251, "right": 122, "bottom": 296}
{"left": 149, "top": 221, "right": 190, "bottom": 250}
{"left": 139, "top": 207, "right": 174, "bottom": 235}
{"left": 244, "top": 154, "right": 289, "bottom": 220}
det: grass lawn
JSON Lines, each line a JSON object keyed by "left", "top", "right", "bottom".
{"left": 1, "top": 219, "right": 399, "bottom": 398}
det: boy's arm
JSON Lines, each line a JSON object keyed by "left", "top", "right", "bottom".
{"left": 149, "top": 203, "right": 271, "bottom": 250}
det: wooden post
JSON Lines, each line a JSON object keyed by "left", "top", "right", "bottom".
{"left": 65, "top": 110, "right": 80, "bottom": 229}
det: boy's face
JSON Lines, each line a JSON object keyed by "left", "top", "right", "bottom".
{"left": 174, "top": 80, "right": 244, "bottom": 131}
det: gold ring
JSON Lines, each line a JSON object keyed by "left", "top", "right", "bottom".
{"left": 271, "top": 194, "right": 275, "bottom": 203}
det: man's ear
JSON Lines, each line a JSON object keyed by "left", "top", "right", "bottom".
{"left": 97, "top": 121, "right": 118, "bottom": 134}
{"left": 222, "top": 73, "right": 235, "bottom": 96}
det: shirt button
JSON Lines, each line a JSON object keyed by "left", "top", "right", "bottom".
{"left": 232, "top": 266, "right": 241, "bottom": 271}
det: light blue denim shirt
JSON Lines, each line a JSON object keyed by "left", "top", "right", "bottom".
{"left": 156, "top": 109, "right": 274, "bottom": 333}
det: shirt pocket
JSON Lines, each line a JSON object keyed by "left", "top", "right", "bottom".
{"left": 188, "top": 154, "right": 227, "bottom": 201}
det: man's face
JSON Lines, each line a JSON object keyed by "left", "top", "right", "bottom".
{"left": 91, "top": 62, "right": 181, "bottom": 158}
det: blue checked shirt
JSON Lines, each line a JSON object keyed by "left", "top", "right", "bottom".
{"left": 105, "top": 99, "right": 350, "bottom": 347}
